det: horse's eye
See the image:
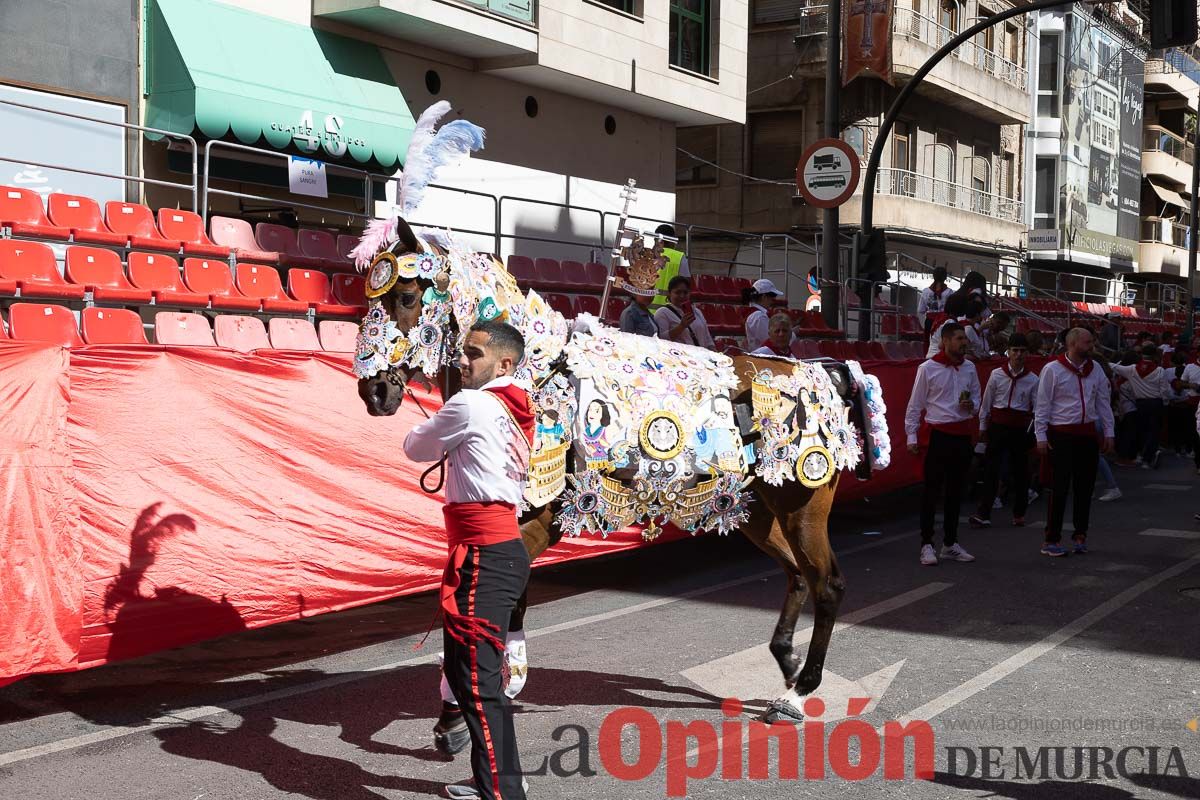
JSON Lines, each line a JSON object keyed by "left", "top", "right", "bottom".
{"left": 399, "top": 294, "right": 418, "bottom": 308}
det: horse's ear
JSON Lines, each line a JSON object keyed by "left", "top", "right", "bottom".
{"left": 394, "top": 216, "right": 421, "bottom": 253}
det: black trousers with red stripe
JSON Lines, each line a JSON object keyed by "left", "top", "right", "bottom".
{"left": 445, "top": 538, "right": 531, "bottom": 800}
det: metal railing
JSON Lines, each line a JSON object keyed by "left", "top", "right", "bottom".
{"left": 0, "top": 97, "right": 199, "bottom": 209}
{"left": 1141, "top": 218, "right": 1189, "bottom": 248}
{"left": 1143, "top": 125, "right": 1194, "bottom": 165}
{"left": 876, "top": 168, "right": 1023, "bottom": 222}
{"left": 892, "top": 8, "right": 1028, "bottom": 91}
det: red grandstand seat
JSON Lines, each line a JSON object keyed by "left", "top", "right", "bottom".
{"left": 853, "top": 340, "right": 873, "bottom": 360}
{"left": 573, "top": 295, "right": 601, "bottom": 317}
{"left": 104, "top": 202, "right": 182, "bottom": 252}
{"left": 906, "top": 341, "right": 927, "bottom": 358}
{"left": 695, "top": 303, "right": 721, "bottom": 332}
{"left": 867, "top": 341, "right": 887, "bottom": 360}
{"left": 604, "top": 297, "right": 624, "bottom": 321}
{"left": 693, "top": 274, "right": 720, "bottom": 301}
{"left": 714, "top": 275, "right": 739, "bottom": 300}
{"left": 64, "top": 246, "right": 153, "bottom": 303}
{"left": 47, "top": 193, "right": 127, "bottom": 246}
{"left": 562, "top": 261, "right": 589, "bottom": 290}
{"left": 80, "top": 307, "right": 148, "bottom": 345}
{"left": 817, "top": 340, "right": 839, "bottom": 358}
{"left": 534, "top": 258, "right": 565, "bottom": 290}
{"left": 0, "top": 312, "right": 7, "bottom": 338}
{"left": 255, "top": 222, "right": 324, "bottom": 268}
{"left": 881, "top": 315, "right": 899, "bottom": 336}
{"left": 9, "top": 303, "right": 82, "bottom": 346}
{"left": 883, "top": 341, "right": 904, "bottom": 360}
{"left": 0, "top": 240, "right": 85, "bottom": 299}
{"left": 331, "top": 273, "right": 367, "bottom": 312}
{"left": 731, "top": 276, "right": 752, "bottom": 295}
{"left": 209, "top": 216, "right": 279, "bottom": 263}
{"left": 337, "top": 234, "right": 360, "bottom": 262}
{"left": 214, "top": 314, "right": 270, "bottom": 352}
{"left": 154, "top": 311, "right": 215, "bottom": 346}
{"left": 235, "top": 264, "right": 308, "bottom": 314}
{"left": 544, "top": 292, "right": 573, "bottom": 318}
{"left": 268, "top": 317, "right": 322, "bottom": 350}
{"left": 287, "top": 269, "right": 360, "bottom": 316}
{"left": 128, "top": 252, "right": 208, "bottom": 307}
{"left": 319, "top": 319, "right": 358, "bottom": 352}
{"left": 835, "top": 340, "right": 857, "bottom": 360}
{"left": 298, "top": 228, "right": 349, "bottom": 270}
{"left": 584, "top": 262, "right": 608, "bottom": 288}
{"left": 156, "top": 209, "right": 230, "bottom": 258}
{"left": 0, "top": 185, "right": 70, "bottom": 240}
{"left": 183, "top": 258, "right": 260, "bottom": 311}
{"left": 506, "top": 255, "right": 536, "bottom": 285}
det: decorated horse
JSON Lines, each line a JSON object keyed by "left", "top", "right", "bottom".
{"left": 351, "top": 102, "right": 891, "bottom": 752}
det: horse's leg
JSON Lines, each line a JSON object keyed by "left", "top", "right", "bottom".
{"left": 785, "top": 481, "right": 846, "bottom": 697}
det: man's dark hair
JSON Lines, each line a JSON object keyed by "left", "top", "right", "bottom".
{"left": 470, "top": 319, "right": 525, "bottom": 365}
{"left": 991, "top": 311, "right": 1011, "bottom": 328}
{"left": 941, "top": 321, "right": 965, "bottom": 338}
{"left": 1008, "top": 332, "right": 1029, "bottom": 350}
{"left": 1162, "top": 331, "right": 1175, "bottom": 343}
{"left": 1141, "top": 344, "right": 1160, "bottom": 361}
{"left": 944, "top": 290, "right": 969, "bottom": 317}
{"left": 933, "top": 266, "right": 947, "bottom": 283}
{"left": 656, "top": 223, "right": 676, "bottom": 238}
{"left": 667, "top": 275, "right": 691, "bottom": 292}
{"left": 963, "top": 271, "right": 986, "bottom": 291}
{"left": 964, "top": 298, "right": 986, "bottom": 319}
{"left": 1119, "top": 348, "right": 1138, "bottom": 366}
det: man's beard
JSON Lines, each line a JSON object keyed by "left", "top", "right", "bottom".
{"left": 463, "top": 364, "right": 497, "bottom": 390}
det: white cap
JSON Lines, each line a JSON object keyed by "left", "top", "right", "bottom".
{"left": 752, "top": 278, "right": 784, "bottom": 297}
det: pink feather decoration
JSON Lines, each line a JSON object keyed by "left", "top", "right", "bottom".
{"left": 351, "top": 216, "right": 397, "bottom": 271}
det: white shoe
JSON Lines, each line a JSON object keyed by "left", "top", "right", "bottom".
{"left": 504, "top": 632, "right": 528, "bottom": 699}
{"left": 992, "top": 497, "right": 1004, "bottom": 509}
{"left": 940, "top": 543, "right": 976, "bottom": 562}
{"left": 920, "top": 544, "right": 938, "bottom": 566}
{"left": 1098, "top": 487, "right": 1122, "bottom": 502}
{"left": 1027, "top": 488, "right": 1039, "bottom": 503}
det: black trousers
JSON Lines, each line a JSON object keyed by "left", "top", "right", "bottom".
{"left": 444, "top": 538, "right": 531, "bottom": 800}
{"left": 976, "top": 423, "right": 1032, "bottom": 519}
{"left": 1133, "top": 399, "right": 1164, "bottom": 464}
{"left": 1046, "top": 431, "right": 1099, "bottom": 542}
{"left": 921, "top": 429, "right": 974, "bottom": 546}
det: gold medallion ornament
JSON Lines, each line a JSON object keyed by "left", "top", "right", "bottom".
{"left": 796, "top": 445, "right": 835, "bottom": 488}
{"left": 621, "top": 235, "right": 667, "bottom": 297}
{"left": 366, "top": 252, "right": 401, "bottom": 298}
{"left": 639, "top": 410, "right": 686, "bottom": 461}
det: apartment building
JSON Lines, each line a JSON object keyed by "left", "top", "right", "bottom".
{"left": 676, "top": 0, "right": 1032, "bottom": 299}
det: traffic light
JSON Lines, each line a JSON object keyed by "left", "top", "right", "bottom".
{"left": 855, "top": 228, "right": 888, "bottom": 285}
{"left": 1150, "top": 0, "right": 1198, "bottom": 49}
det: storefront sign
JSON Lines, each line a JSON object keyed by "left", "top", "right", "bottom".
{"left": 1027, "top": 230, "right": 1060, "bottom": 250}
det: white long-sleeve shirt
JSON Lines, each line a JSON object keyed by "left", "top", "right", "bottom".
{"left": 744, "top": 304, "right": 771, "bottom": 351}
{"left": 654, "top": 304, "right": 715, "bottom": 349}
{"left": 925, "top": 317, "right": 988, "bottom": 359}
{"left": 1033, "top": 357, "right": 1115, "bottom": 442}
{"left": 402, "top": 376, "right": 530, "bottom": 505}
{"left": 979, "top": 366, "right": 1039, "bottom": 431}
{"left": 917, "top": 285, "right": 950, "bottom": 326}
{"left": 904, "top": 356, "right": 981, "bottom": 445}
{"left": 1111, "top": 362, "right": 1171, "bottom": 402}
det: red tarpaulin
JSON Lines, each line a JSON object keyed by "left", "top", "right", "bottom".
{"left": 0, "top": 342, "right": 1026, "bottom": 683}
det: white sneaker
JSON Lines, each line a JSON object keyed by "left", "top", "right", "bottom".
{"left": 1098, "top": 487, "right": 1122, "bottom": 502}
{"left": 940, "top": 543, "right": 976, "bottom": 562}
{"left": 992, "top": 497, "right": 1004, "bottom": 509}
{"left": 1027, "top": 488, "right": 1039, "bottom": 503}
{"left": 920, "top": 544, "right": 938, "bottom": 566}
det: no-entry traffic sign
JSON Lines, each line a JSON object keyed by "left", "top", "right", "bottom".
{"left": 795, "top": 138, "right": 860, "bottom": 209}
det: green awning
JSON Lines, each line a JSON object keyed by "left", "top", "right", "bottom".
{"left": 146, "top": 0, "right": 414, "bottom": 169}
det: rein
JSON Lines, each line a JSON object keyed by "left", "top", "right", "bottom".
{"left": 403, "top": 365, "right": 455, "bottom": 494}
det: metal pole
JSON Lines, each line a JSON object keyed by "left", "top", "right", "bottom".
{"left": 1189, "top": 106, "right": 1199, "bottom": 336}
{"left": 821, "top": 0, "right": 841, "bottom": 331}
{"left": 861, "top": 0, "right": 1077, "bottom": 234}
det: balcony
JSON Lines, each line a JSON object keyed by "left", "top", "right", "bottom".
{"left": 314, "top": 0, "right": 538, "bottom": 59}
{"left": 1143, "top": 125, "right": 1194, "bottom": 188}
{"left": 1139, "top": 217, "right": 1190, "bottom": 276}
{"left": 840, "top": 168, "right": 1025, "bottom": 248}
{"left": 890, "top": 8, "right": 1031, "bottom": 125}
{"left": 1145, "top": 55, "right": 1200, "bottom": 104}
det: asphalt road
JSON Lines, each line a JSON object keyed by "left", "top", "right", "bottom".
{"left": 2, "top": 455, "right": 1199, "bottom": 800}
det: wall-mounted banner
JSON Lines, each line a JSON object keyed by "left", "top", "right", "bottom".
{"left": 842, "top": 0, "right": 893, "bottom": 86}
{"left": 288, "top": 156, "right": 328, "bottom": 199}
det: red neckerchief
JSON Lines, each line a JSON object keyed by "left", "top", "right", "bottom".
{"left": 1055, "top": 353, "right": 1094, "bottom": 378}
{"left": 763, "top": 340, "right": 791, "bottom": 357}
{"left": 1002, "top": 363, "right": 1026, "bottom": 381}
{"left": 930, "top": 284, "right": 948, "bottom": 298}
{"left": 932, "top": 351, "right": 965, "bottom": 369}
{"left": 483, "top": 383, "right": 535, "bottom": 446}
{"left": 1135, "top": 359, "right": 1158, "bottom": 379}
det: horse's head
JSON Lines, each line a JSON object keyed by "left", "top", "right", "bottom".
{"left": 355, "top": 217, "right": 446, "bottom": 416}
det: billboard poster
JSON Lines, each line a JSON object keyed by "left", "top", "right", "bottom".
{"left": 1059, "top": 12, "right": 1144, "bottom": 269}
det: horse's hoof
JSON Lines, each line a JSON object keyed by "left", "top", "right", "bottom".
{"left": 760, "top": 697, "right": 804, "bottom": 724}
{"left": 433, "top": 711, "right": 470, "bottom": 756}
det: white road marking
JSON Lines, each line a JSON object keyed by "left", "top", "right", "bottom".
{"left": 897, "top": 550, "right": 1200, "bottom": 725}
{"left": 1139, "top": 528, "right": 1200, "bottom": 540}
{"left": 0, "top": 531, "right": 914, "bottom": 767}
{"left": 1145, "top": 484, "right": 1191, "bottom": 491}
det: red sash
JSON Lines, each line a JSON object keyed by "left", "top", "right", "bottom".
{"left": 1048, "top": 423, "right": 1098, "bottom": 438}
{"left": 991, "top": 407, "right": 1032, "bottom": 428}
{"left": 440, "top": 502, "right": 522, "bottom": 652}
{"left": 930, "top": 420, "right": 973, "bottom": 437}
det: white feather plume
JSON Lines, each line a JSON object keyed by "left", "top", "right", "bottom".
{"left": 398, "top": 103, "right": 485, "bottom": 216}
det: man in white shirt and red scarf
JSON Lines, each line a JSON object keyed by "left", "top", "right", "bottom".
{"left": 906, "top": 322, "right": 981, "bottom": 566}
{"left": 1033, "top": 327, "right": 1115, "bottom": 557}
{"left": 404, "top": 319, "right": 534, "bottom": 800}
{"left": 970, "top": 333, "right": 1039, "bottom": 529}
{"left": 917, "top": 266, "right": 950, "bottom": 338}
{"left": 1110, "top": 344, "right": 1171, "bottom": 468}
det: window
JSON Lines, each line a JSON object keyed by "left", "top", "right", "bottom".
{"left": 1006, "top": 24, "right": 1020, "bottom": 65}
{"left": 670, "top": 0, "right": 711, "bottom": 76}
{"left": 1037, "top": 33, "right": 1061, "bottom": 118}
{"left": 934, "top": 131, "right": 957, "bottom": 181}
{"left": 939, "top": 0, "right": 960, "bottom": 45}
{"left": 843, "top": 126, "right": 866, "bottom": 159}
{"left": 891, "top": 121, "right": 913, "bottom": 172}
{"left": 676, "top": 126, "right": 719, "bottom": 186}
{"left": 593, "top": 0, "right": 637, "bottom": 13}
{"left": 753, "top": 0, "right": 803, "bottom": 25}
{"left": 1034, "top": 156, "right": 1056, "bottom": 229}
{"left": 1001, "top": 153, "right": 1016, "bottom": 199}
{"left": 749, "top": 111, "right": 803, "bottom": 180}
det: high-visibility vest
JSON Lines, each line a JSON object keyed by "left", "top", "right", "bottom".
{"left": 651, "top": 248, "right": 684, "bottom": 308}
